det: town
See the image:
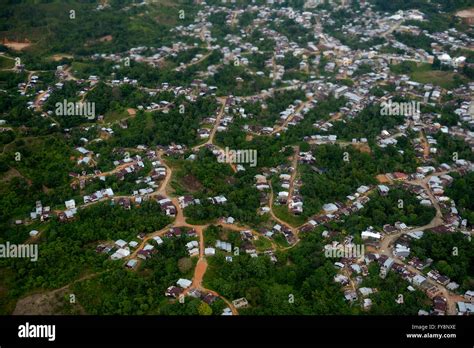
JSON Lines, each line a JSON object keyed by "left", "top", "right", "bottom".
{"left": 0, "top": 0, "right": 473, "bottom": 319}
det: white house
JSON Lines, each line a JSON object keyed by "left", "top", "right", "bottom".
{"left": 177, "top": 278, "right": 192, "bottom": 289}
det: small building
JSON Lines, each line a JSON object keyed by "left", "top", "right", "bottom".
{"left": 205, "top": 247, "right": 216, "bottom": 256}
{"left": 125, "top": 259, "right": 138, "bottom": 269}
{"left": 177, "top": 278, "right": 192, "bottom": 289}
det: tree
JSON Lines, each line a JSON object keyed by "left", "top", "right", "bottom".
{"left": 198, "top": 302, "right": 213, "bottom": 316}
{"left": 178, "top": 257, "right": 193, "bottom": 274}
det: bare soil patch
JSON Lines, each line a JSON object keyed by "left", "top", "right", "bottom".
{"left": 192, "top": 259, "right": 208, "bottom": 289}
{"left": 13, "top": 288, "right": 84, "bottom": 315}
{"left": 181, "top": 174, "right": 203, "bottom": 192}
{"left": 51, "top": 54, "right": 73, "bottom": 61}
{"left": 2, "top": 40, "right": 31, "bottom": 51}
{"left": 99, "top": 35, "right": 113, "bottom": 42}
{"left": 456, "top": 8, "right": 474, "bottom": 18}
{"left": 352, "top": 143, "right": 371, "bottom": 154}
{"left": 0, "top": 167, "right": 24, "bottom": 183}
{"left": 376, "top": 174, "right": 391, "bottom": 184}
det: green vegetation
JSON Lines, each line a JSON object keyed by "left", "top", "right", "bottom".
{"left": 0, "top": 55, "right": 14, "bottom": 69}
{"left": 390, "top": 61, "right": 468, "bottom": 89}
{"left": 181, "top": 150, "right": 265, "bottom": 226}
{"left": 0, "top": 0, "right": 472, "bottom": 319}
{"left": 0, "top": 0, "right": 195, "bottom": 56}
{"left": 0, "top": 202, "right": 171, "bottom": 314}
{"left": 112, "top": 96, "right": 218, "bottom": 147}
{"left": 360, "top": 263, "right": 432, "bottom": 314}
{"left": 207, "top": 64, "right": 272, "bottom": 96}
{"left": 72, "top": 234, "right": 197, "bottom": 315}
{"left": 411, "top": 232, "right": 474, "bottom": 291}
{"left": 339, "top": 188, "right": 436, "bottom": 235}
{"left": 446, "top": 172, "right": 474, "bottom": 224}
{"left": 328, "top": 104, "right": 405, "bottom": 142}
{"left": 204, "top": 230, "right": 429, "bottom": 315}
{"left": 434, "top": 133, "right": 474, "bottom": 164}
{"left": 240, "top": 89, "right": 306, "bottom": 127}
{"left": 272, "top": 205, "right": 307, "bottom": 227}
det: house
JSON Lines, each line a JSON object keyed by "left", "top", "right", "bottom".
{"left": 446, "top": 282, "right": 459, "bottom": 291}
{"left": 115, "top": 239, "right": 127, "bottom": 249}
{"left": 186, "top": 240, "right": 199, "bottom": 249}
{"left": 137, "top": 250, "right": 151, "bottom": 260}
{"left": 395, "top": 222, "right": 408, "bottom": 230}
{"left": 205, "top": 247, "right": 216, "bottom": 256}
{"left": 344, "top": 290, "right": 358, "bottom": 302}
{"left": 153, "top": 236, "right": 164, "bottom": 245}
{"left": 169, "top": 227, "right": 182, "bottom": 237}
{"left": 433, "top": 296, "right": 447, "bottom": 314}
{"left": 457, "top": 302, "right": 474, "bottom": 315}
{"left": 202, "top": 293, "right": 218, "bottom": 305}
{"left": 377, "top": 185, "right": 390, "bottom": 196}
{"left": 188, "top": 248, "right": 199, "bottom": 256}
{"left": 363, "top": 298, "right": 372, "bottom": 310}
{"left": 222, "top": 308, "right": 233, "bottom": 316}
{"left": 165, "top": 286, "right": 183, "bottom": 298}
{"left": 334, "top": 274, "right": 349, "bottom": 285}
{"left": 357, "top": 185, "right": 370, "bottom": 194}
{"left": 178, "top": 195, "right": 195, "bottom": 208}
{"left": 464, "top": 290, "right": 474, "bottom": 303}
{"left": 383, "top": 225, "right": 398, "bottom": 234}
{"left": 65, "top": 199, "right": 76, "bottom": 209}
{"left": 216, "top": 240, "right": 232, "bottom": 252}
{"left": 361, "top": 230, "right": 381, "bottom": 240}
{"left": 365, "top": 253, "right": 379, "bottom": 264}
{"left": 111, "top": 248, "right": 130, "bottom": 260}
{"left": 176, "top": 278, "right": 192, "bottom": 289}
{"left": 125, "top": 259, "right": 138, "bottom": 269}
{"left": 358, "top": 287, "right": 374, "bottom": 297}
{"left": 412, "top": 274, "right": 426, "bottom": 286}
{"left": 143, "top": 244, "right": 154, "bottom": 252}
{"left": 213, "top": 196, "right": 227, "bottom": 205}
{"left": 394, "top": 244, "right": 410, "bottom": 258}
{"left": 323, "top": 203, "right": 338, "bottom": 213}
{"left": 241, "top": 241, "right": 256, "bottom": 254}
{"left": 232, "top": 298, "right": 248, "bottom": 309}
{"left": 380, "top": 257, "right": 394, "bottom": 278}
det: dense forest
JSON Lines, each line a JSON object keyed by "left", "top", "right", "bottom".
{"left": 338, "top": 188, "right": 436, "bottom": 235}
{"left": 0, "top": 202, "right": 171, "bottom": 314}
{"left": 180, "top": 150, "right": 265, "bottom": 226}
{"left": 204, "top": 231, "right": 430, "bottom": 315}
{"left": 446, "top": 172, "right": 474, "bottom": 224}
{"left": 0, "top": 0, "right": 472, "bottom": 320}
{"left": 111, "top": 96, "right": 219, "bottom": 147}
{"left": 411, "top": 232, "right": 474, "bottom": 291}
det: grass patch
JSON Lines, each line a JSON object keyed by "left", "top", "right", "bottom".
{"left": 273, "top": 233, "right": 289, "bottom": 248}
{"left": 71, "top": 61, "right": 93, "bottom": 76}
{"left": 254, "top": 237, "right": 272, "bottom": 252}
{"left": 0, "top": 55, "right": 15, "bottom": 69}
{"left": 411, "top": 69, "right": 467, "bottom": 89}
{"left": 390, "top": 62, "right": 467, "bottom": 89}
{"left": 272, "top": 205, "right": 306, "bottom": 228}
{"left": 103, "top": 109, "right": 129, "bottom": 123}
